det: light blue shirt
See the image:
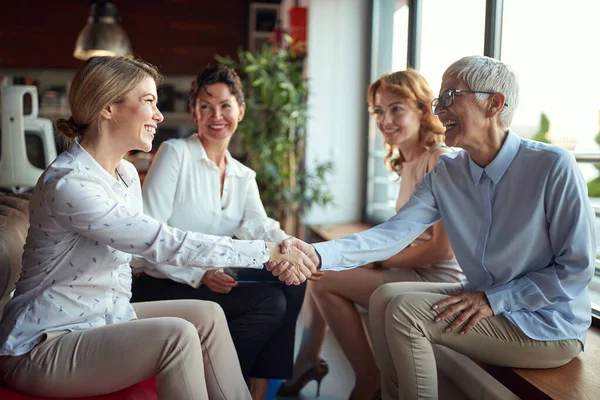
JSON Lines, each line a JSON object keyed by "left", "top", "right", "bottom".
{"left": 315, "top": 130, "right": 595, "bottom": 344}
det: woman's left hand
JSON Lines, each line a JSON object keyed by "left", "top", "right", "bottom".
{"left": 432, "top": 291, "right": 493, "bottom": 334}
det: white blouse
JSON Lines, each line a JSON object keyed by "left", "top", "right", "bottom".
{"left": 132, "top": 134, "right": 287, "bottom": 287}
{"left": 0, "top": 140, "right": 268, "bottom": 356}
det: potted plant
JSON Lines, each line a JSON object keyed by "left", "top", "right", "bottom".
{"left": 586, "top": 131, "right": 600, "bottom": 197}
{"left": 216, "top": 40, "right": 334, "bottom": 237}
{"left": 532, "top": 113, "right": 551, "bottom": 143}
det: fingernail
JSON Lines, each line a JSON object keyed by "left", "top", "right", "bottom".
{"left": 432, "top": 305, "right": 438, "bottom": 310}
{"left": 445, "top": 328, "right": 451, "bottom": 333}
{"left": 434, "top": 317, "right": 440, "bottom": 322}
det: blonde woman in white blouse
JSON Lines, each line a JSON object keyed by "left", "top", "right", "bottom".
{"left": 131, "top": 64, "right": 307, "bottom": 400}
{"left": 0, "top": 57, "right": 316, "bottom": 400}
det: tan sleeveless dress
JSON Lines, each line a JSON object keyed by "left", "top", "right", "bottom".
{"left": 383, "top": 144, "right": 464, "bottom": 283}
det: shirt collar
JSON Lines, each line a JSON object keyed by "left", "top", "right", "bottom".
{"left": 68, "top": 139, "right": 132, "bottom": 190}
{"left": 187, "top": 134, "right": 245, "bottom": 177}
{"left": 468, "top": 129, "right": 521, "bottom": 185}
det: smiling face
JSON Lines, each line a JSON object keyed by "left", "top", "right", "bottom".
{"left": 108, "top": 76, "right": 164, "bottom": 152}
{"left": 192, "top": 83, "right": 245, "bottom": 143}
{"left": 372, "top": 88, "right": 423, "bottom": 149}
{"left": 436, "top": 74, "right": 489, "bottom": 150}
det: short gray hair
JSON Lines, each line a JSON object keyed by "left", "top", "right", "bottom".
{"left": 443, "top": 55, "right": 519, "bottom": 128}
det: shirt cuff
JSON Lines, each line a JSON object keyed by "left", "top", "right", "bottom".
{"left": 484, "top": 286, "right": 511, "bottom": 315}
{"left": 192, "top": 269, "right": 207, "bottom": 288}
{"left": 263, "top": 242, "right": 271, "bottom": 266}
{"left": 231, "top": 239, "right": 270, "bottom": 268}
{"left": 313, "top": 242, "right": 342, "bottom": 271}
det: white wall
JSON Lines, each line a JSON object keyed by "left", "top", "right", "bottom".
{"left": 304, "top": 0, "right": 370, "bottom": 224}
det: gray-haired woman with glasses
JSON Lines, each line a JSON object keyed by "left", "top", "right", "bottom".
{"left": 275, "top": 55, "right": 595, "bottom": 400}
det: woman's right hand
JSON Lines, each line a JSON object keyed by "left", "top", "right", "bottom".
{"left": 201, "top": 269, "right": 238, "bottom": 294}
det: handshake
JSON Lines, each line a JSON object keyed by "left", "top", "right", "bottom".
{"left": 265, "top": 237, "right": 324, "bottom": 285}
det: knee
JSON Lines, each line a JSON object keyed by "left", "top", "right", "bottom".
{"left": 202, "top": 301, "right": 227, "bottom": 324}
{"left": 370, "top": 284, "right": 400, "bottom": 316}
{"left": 266, "top": 289, "right": 288, "bottom": 325}
{"left": 308, "top": 275, "right": 331, "bottom": 296}
{"left": 370, "top": 282, "right": 423, "bottom": 314}
{"left": 282, "top": 281, "right": 307, "bottom": 312}
{"left": 369, "top": 285, "right": 398, "bottom": 335}
{"left": 244, "top": 286, "right": 288, "bottom": 330}
{"left": 384, "top": 292, "right": 429, "bottom": 327}
{"left": 166, "top": 317, "right": 201, "bottom": 346}
{"left": 189, "top": 300, "right": 228, "bottom": 330}
{"left": 308, "top": 277, "right": 323, "bottom": 293}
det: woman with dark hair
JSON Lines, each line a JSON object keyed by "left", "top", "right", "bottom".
{"left": 279, "top": 69, "right": 463, "bottom": 400}
{"left": 131, "top": 64, "right": 306, "bottom": 400}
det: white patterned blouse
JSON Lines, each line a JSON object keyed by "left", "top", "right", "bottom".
{"left": 0, "top": 140, "right": 269, "bottom": 356}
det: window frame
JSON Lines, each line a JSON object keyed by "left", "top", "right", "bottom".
{"left": 574, "top": 153, "right": 600, "bottom": 324}
{"left": 365, "top": 0, "right": 600, "bottom": 322}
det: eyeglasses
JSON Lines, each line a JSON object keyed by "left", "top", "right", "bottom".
{"left": 431, "top": 89, "right": 508, "bottom": 115}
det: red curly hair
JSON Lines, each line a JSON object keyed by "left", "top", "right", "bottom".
{"left": 367, "top": 69, "right": 445, "bottom": 176}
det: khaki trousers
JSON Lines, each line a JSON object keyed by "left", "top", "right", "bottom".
{"left": 369, "top": 282, "right": 582, "bottom": 400}
{"left": 0, "top": 300, "right": 251, "bottom": 400}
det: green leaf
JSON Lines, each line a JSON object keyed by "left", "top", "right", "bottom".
{"left": 214, "top": 45, "right": 335, "bottom": 234}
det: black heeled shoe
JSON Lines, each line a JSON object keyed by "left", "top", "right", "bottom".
{"left": 277, "top": 358, "right": 329, "bottom": 397}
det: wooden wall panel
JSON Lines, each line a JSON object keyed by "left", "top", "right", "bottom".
{"left": 0, "top": 0, "right": 249, "bottom": 74}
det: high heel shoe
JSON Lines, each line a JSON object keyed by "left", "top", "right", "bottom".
{"left": 277, "top": 358, "right": 329, "bottom": 397}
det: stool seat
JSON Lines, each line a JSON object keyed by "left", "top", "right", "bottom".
{"left": 0, "top": 377, "right": 157, "bottom": 400}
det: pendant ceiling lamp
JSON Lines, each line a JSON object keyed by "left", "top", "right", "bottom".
{"left": 73, "top": 0, "right": 132, "bottom": 60}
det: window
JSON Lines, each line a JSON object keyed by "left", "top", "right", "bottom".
{"left": 419, "top": 0, "right": 486, "bottom": 95}
{"left": 366, "top": 0, "right": 486, "bottom": 223}
{"left": 501, "top": 0, "right": 600, "bottom": 311}
{"left": 501, "top": 1, "right": 600, "bottom": 152}
{"left": 365, "top": 0, "right": 409, "bottom": 223}
{"left": 365, "top": 0, "right": 600, "bottom": 318}
{"left": 575, "top": 155, "right": 600, "bottom": 312}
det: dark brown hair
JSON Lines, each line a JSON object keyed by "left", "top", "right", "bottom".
{"left": 188, "top": 64, "right": 244, "bottom": 109}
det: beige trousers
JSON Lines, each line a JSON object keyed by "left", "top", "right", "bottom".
{"left": 0, "top": 300, "right": 251, "bottom": 400}
{"left": 369, "top": 282, "right": 582, "bottom": 400}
